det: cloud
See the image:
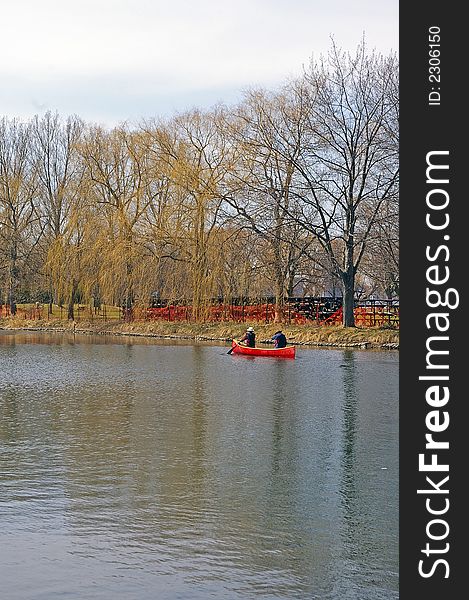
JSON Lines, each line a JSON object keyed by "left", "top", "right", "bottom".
{"left": 0, "top": 0, "right": 398, "bottom": 125}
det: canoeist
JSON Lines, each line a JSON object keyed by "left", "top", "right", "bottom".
{"left": 239, "top": 326, "right": 256, "bottom": 347}
{"left": 272, "top": 330, "right": 287, "bottom": 348}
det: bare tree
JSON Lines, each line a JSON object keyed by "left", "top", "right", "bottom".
{"left": 285, "top": 42, "right": 399, "bottom": 325}
{"left": 32, "top": 112, "right": 85, "bottom": 313}
{"left": 360, "top": 198, "right": 399, "bottom": 299}
{"left": 222, "top": 89, "right": 313, "bottom": 321}
{"left": 0, "top": 46, "right": 399, "bottom": 324}
{"left": 0, "top": 118, "right": 42, "bottom": 314}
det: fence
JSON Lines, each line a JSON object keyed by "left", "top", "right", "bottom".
{"left": 144, "top": 298, "right": 399, "bottom": 327}
{"left": 0, "top": 303, "right": 120, "bottom": 321}
{"left": 318, "top": 304, "right": 399, "bottom": 327}
{"left": 1, "top": 297, "right": 399, "bottom": 328}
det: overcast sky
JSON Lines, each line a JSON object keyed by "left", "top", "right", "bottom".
{"left": 1, "top": 0, "right": 398, "bottom": 127}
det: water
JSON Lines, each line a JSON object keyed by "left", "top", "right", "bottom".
{"left": 0, "top": 331, "right": 398, "bottom": 599}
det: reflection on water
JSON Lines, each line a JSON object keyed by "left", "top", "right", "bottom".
{"left": 0, "top": 331, "right": 398, "bottom": 599}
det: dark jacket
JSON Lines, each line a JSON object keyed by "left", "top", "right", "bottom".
{"left": 272, "top": 332, "right": 287, "bottom": 348}
{"left": 240, "top": 331, "right": 256, "bottom": 347}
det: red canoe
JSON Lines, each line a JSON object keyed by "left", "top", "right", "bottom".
{"left": 231, "top": 339, "right": 296, "bottom": 358}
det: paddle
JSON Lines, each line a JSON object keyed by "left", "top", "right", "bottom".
{"left": 227, "top": 340, "right": 235, "bottom": 354}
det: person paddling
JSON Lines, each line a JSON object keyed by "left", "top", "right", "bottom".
{"left": 239, "top": 326, "right": 256, "bottom": 347}
{"left": 272, "top": 330, "right": 287, "bottom": 348}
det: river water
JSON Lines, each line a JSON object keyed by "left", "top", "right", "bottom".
{"left": 0, "top": 331, "right": 398, "bottom": 599}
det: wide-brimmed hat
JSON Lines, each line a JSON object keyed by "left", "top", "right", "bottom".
{"left": 247, "top": 326, "right": 254, "bottom": 332}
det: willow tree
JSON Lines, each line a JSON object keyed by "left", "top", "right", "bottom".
{"left": 150, "top": 109, "right": 234, "bottom": 319}
{"left": 286, "top": 42, "right": 399, "bottom": 326}
{"left": 79, "top": 125, "right": 151, "bottom": 313}
{"left": 137, "top": 126, "right": 191, "bottom": 303}
{"left": 212, "top": 226, "right": 266, "bottom": 301}
{"left": 0, "top": 118, "right": 42, "bottom": 314}
{"left": 32, "top": 112, "right": 85, "bottom": 312}
{"left": 45, "top": 193, "right": 92, "bottom": 320}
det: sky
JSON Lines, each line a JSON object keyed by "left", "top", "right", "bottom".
{"left": 1, "top": 0, "right": 398, "bottom": 127}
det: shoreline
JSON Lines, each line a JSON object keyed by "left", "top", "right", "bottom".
{"left": 0, "top": 318, "right": 399, "bottom": 350}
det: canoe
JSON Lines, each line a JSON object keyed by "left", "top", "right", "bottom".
{"left": 231, "top": 339, "right": 296, "bottom": 358}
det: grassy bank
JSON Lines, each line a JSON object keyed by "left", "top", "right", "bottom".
{"left": 0, "top": 317, "right": 399, "bottom": 349}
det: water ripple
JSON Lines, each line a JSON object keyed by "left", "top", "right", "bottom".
{"left": 0, "top": 334, "right": 398, "bottom": 599}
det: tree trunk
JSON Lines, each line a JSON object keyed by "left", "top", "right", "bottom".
{"left": 341, "top": 268, "right": 355, "bottom": 327}
{"left": 286, "top": 271, "right": 295, "bottom": 297}
{"left": 274, "top": 301, "right": 284, "bottom": 323}
{"left": 192, "top": 197, "right": 207, "bottom": 322}
{"left": 274, "top": 276, "right": 284, "bottom": 323}
{"left": 273, "top": 200, "right": 285, "bottom": 323}
{"left": 8, "top": 276, "right": 17, "bottom": 316}
{"left": 67, "top": 298, "right": 74, "bottom": 321}
{"left": 340, "top": 223, "right": 356, "bottom": 327}
{"left": 8, "top": 243, "right": 18, "bottom": 316}
{"left": 67, "top": 280, "right": 78, "bottom": 320}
